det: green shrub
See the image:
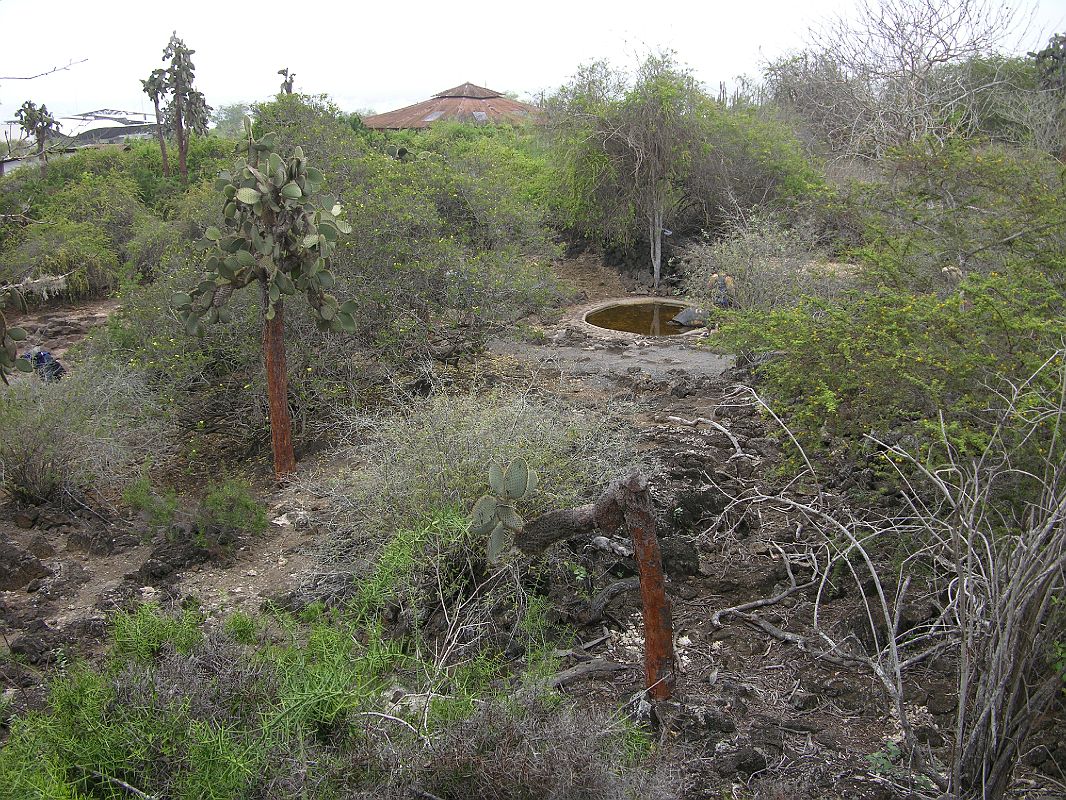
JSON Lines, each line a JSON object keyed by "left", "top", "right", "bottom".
{"left": 122, "top": 212, "right": 181, "bottom": 282}
{"left": 90, "top": 259, "right": 226, "bottom": 396}
{"left": 547, "top": 77, "right": 828, "bottom": 251}
{"left": 198, "top": 478, "right": 267, "bottom": 536}
{"left": 855, "top": 140, "right": 1066, "bottom": 292}
{"left": 38, "top": 171, "right": 146, "bottom": 251}
{"left": 0, "top": 366, "right": 174, "bottom": 504}
{"left": 89, "top": 100, "right": 564, "bottom": 459}
{"left": 0, "top": 596, "right": 670, "bottom": 800}
{"left": 125, "top": 135, "right": 233, "bottom": 210}
{"left": 720, "top": 269, "right": 1066, "bottom": 460}
{"left": 308, "top": 388, "right": 643, "bottom": 571}
{"left": 159, "top": 179, "right": 224, "bottom": 238}
{"left": 111, "top": 603, "right": 204, "bottom": 662}
{"left": 123, "top": 475, "right": 179, "bottom": 534}
{"left": 0, "top": 168, "right": 163, "bottom": 298}
{"left": 718, "top": 141, "right": 1066, "bottom": 468}
{"left": 0, "top": 634, "right": 271, "bottom": 800}
{"left": 341, "top": 506, "right": 571, "bottom": 690}
{"left": 679, "top": 212, "right": 849, "bottom": 312}
{"left": 387, "top": 693, "right": 675, "bottom": 800}
{"left": 223, "top": 611, "right": 259, "bottom": 645}
{"left": 687, "top": 102, "right": 832, "bottom": 227}
{"left": 32, "top": 145, "right": 132, "bottom": 190}
{"left": 0, "top": 219, "right": 119, "bottom": 297}
{"left": 351, "top": 508, "right": 470, "bottom": 619}
{"left": 252, "top": 93, "right": 369, "bottom": 174}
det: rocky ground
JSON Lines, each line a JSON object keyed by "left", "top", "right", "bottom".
{"left": 5, "top": 298, "right": 119, "bottom": 365}
{"left": 2, "top": 258, "right": 1063, "bottom": 799}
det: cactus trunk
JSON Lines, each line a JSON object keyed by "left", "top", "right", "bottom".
{"left": 152, "top": 97, "right": 169, "bottom": 177}
{"left": 261, "top": 284, "right": 295, "bottom": 477}
{"left": 509, "top": 472, "right": 674, "bottom": 699}
{"left": 174, "top": 100, "right": 188, "bottom": 186}
{"left": 619, "top": 474, "right": 674, "bottom": 699}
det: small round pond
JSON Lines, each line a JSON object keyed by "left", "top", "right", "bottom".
{"left": 584, "top": 301, "right": 690, "bottom": 337}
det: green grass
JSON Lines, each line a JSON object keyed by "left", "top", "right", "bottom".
{"left": 199, "top": 478, "right": 268, "bottom": 536}
{"left": 111, "top": 603, "right": 203, "bottom": 662}
{"left": 350, "top": 507, "right": 469, "bottom": 621}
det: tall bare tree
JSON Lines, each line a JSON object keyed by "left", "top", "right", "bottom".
{"left": 766, "top": 0, "right": 1029, "bottom": 159}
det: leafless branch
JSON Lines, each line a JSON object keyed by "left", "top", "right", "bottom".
{"left": 1, "top": 58, "right": 87, "bottom": 81}
{"left": 767, "top": 0, "right": 1038, "bottom": 159}
{"left": 710, "top": 349, "right": 1065, "bottom": 798}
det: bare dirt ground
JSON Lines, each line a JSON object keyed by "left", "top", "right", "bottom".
{"left": 552, "top": 248, "right": 632, "bottom": 302}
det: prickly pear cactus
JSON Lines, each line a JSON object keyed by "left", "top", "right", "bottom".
{"left": 469, "top": 457, "right": 539, "bottom": 563}
{"left": 0, "top": 286, "right": 32, "bottom": 384}
{"left": 173, "top": 119, "right": 354, "bottom": 334}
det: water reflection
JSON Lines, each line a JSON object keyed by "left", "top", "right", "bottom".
{"left": 584, "top": 302, "right": 688, "bottom": 336}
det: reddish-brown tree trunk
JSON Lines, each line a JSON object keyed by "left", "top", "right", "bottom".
{"left": 619, "top": 474, "right": 674, "bottom": 699}
{"left": 261, "top": 288, "right": 296, "bottom": 478}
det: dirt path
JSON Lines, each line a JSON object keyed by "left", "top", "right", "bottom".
{"left": 489, "top": 331, "right": 731, "bottom": 386}
{"left": 552, "top": 249, "right": 632, "bottom": 302}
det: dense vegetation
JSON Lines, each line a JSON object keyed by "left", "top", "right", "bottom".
{"left": 1, "top": 4, "right": 1064, "bottom": 798}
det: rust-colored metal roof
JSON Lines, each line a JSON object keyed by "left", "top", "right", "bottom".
{"left": 362, "top": 82, "right": 539, "bottom": 129}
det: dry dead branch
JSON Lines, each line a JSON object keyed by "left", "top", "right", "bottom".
{"left": 708, "top": 349, "right": 1065, "bottom": 799}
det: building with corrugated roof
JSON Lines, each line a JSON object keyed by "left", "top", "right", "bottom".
{"left": 0, "top": 109, "right": 156, "bottom": 175}
{"left": 362, "top": 83, "right": 538, "bottom": 130}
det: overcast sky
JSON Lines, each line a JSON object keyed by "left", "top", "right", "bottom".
{"left": 0, "top": 0, "right": 1063, "bottom": 126}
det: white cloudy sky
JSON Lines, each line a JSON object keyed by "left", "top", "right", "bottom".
{"left": 0, "top": 0, "right": 1062, "bottom": 125}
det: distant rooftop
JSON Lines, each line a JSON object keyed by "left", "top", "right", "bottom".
{"left": 0, "top": 108, "right": 154, "bottom": 174}
{"left": 59, "top": 109, "right": 154, "bottom": 141}
{"left": 362, "top": 82, "right": 539, "bottom": 130}
{"left": 66, "top": 109, "right": 153, "bottom": 125}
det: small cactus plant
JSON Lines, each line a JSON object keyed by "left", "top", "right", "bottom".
{"left": 0, "top": 286, "right": 31, "bottom": 384}
{"left": 469, "top": 458, "right": 538, "bottom": 563}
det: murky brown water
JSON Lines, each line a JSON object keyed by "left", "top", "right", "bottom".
{"left": 584, "top": 302, "right": 688, "bottom": 336}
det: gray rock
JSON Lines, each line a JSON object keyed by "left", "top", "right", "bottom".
{"left": 716, "top": 744, "right": 767, "bottom": 778}
{"left": 27, "top": 533, "right": 56, "bottom": 559}
{"left": 14, "top": 509, "right": 38, "bottom": 529}
{"left": 0, "top": 540, "right": 52, "bottom": 591}
{"left": 789, "top": 689, "right": 820, "bottom": 711}
{"left": 926, "top": 684, "right": 958, "bottom": 715}
{"left": 660, "top": 537, "right": 700, "bottom": 577}
{"left": 670, "top": 306, "right": 708, "bottom": 327}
